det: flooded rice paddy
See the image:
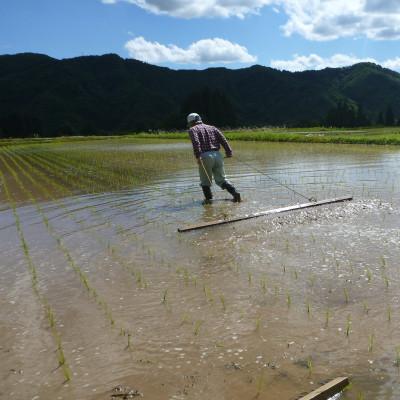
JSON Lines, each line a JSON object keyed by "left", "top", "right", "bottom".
{"left": 0, "top": 139, "right": 400, "bottom": 400}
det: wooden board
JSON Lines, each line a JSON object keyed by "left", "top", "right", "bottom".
{"left": 298, "top": 377, "right": 349, "bottom": 400}
{"left": 178, "top": 196, "right": 353, "bottom": 232}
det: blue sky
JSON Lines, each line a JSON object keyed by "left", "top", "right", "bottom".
{"left": 1, "top": 0, "right": 400, "bottom": 71}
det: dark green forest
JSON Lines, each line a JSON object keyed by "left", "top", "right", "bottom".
{"left": 1, "top": 53, "right": 400, "bottom": 138}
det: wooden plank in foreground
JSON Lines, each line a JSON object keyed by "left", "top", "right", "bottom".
{"left": 298, "top": 377, "right": 349, "bottom": 400}
{"left": 178, "top": 196, "right": 353, "bottom": 232}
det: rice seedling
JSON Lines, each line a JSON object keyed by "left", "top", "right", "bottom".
{"left": 193, "top": 320, "right": 203, "bottom": 336}
{"left": 343, "top": 287, "right": 349, "bottom": 304}
{"left": 368, "top": 334, "right": 375, "bottom": 353}
{"left": 325, "top": 309, "right": 330, "bottom": 328}
{"left": 345, "top": 315, "right": 351, "bottom": 337}
{"left": 219, "top": 295, "right": 226, "bottom": 312}
{"left": 260, "top": 278, "right": 267, "bottom": 294}
{"left": 306, "top": 300, "right": 311, "bottom": 318}
{"left": 180, "top": 313, "right": 191, "bottom": 325}
{"left": 387, "top": 306, "right": 392, "bottom": 323}
{"left": 248, "top": 271, "right": 252, "bottom": 286}
{"left": 384, "top": 275, "right": 390, "bottom": 289}
{"left": 255, "top": 371, "right": 265, "bottom": 397}
{"left": 286, "top": 292, "right": 291, "bottom": 308}
{"left": 203, "top": 285, "right": 214, "bottom": 304}
{"left": 366, "top": 269, "right": 372, "bottom": 283}
{"left": 126, "top": 332, "right": 132, "bottom": 350}
{"left": 162, "top": 289, "right": 168, "bottom": 304}
{"left": 255, "top": 316, "right": 261, "bottom": 332}
{"left": 307, "top": 357, "right": 313, "bottom": 377}
{"left": 395, "top": 346, "right": 400, "bottom": 368}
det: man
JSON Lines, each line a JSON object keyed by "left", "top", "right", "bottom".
{"left": 187, "top": 112, "right": 241, "bottom": 204}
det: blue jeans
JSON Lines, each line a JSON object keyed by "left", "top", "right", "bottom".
{"left": 198, "top": 151, "right": 229, "bottom": 187}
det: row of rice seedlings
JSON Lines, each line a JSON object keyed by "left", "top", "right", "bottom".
{"left": 34, "top": 147, "right": 136, "bottom": 191}
{"left": 0, "top": 161, "right": 71, "bottom": 381}
{"left": 38, "top": 144, "right": 185, "bottom": 197}
{"left": 18, "top": 149, "right": 101, "bottom": 194}
{"left": 9, "top": 147, "right": 147, "bottom": 290}
{"left": 0, "top": 150, "right": 123, "bottom": 335}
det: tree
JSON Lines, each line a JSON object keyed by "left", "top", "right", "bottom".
{"left": 385, "top": 105, "right": 395, "bottom": 126}
{"left": 376, "top": 111, "right": 385, "bottom": 126}
{"left": 0, "top": 113, "right": 42, "bottom": 138}
{"left": 325, "top": 101, "right": 360, "bottom": 127}
{"left": 181, "top": 87, "right": 237, "bottom": 128}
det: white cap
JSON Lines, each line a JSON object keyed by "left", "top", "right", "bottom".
{"left": 187, "top": 113, "right": 202, "bottom": 125}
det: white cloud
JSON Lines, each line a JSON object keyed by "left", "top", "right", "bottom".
{"left": 382, "top": 57, "right": 400, "bottom": 70}
{"left": 103, "top": 0, "right": 400, "bottom": 41}
{"left": 271, "top": 53, "right": 400, "bottom": 72}
{"left": 102, "top": 0, "right": 273, "bottom": 18}
{"left": 124, "top": 36, "right": 257, "bottom": 64}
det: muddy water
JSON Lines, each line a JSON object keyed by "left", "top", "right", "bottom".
{"left": 1, "top": 140, "right": 400, "bottom": 400}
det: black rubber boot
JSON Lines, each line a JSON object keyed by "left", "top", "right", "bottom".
{"left": 221, "top": 182, "right": 241, "bottom": 203}
{"left": 201, "top": 185, "right": 213, "bottom": 204}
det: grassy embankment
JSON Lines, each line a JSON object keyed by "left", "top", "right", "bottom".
{"left": 136, "top": 127, "right": 400, "bottom": 145}
{"left": 1, "top": 127, "right": 400, "bottom": 146}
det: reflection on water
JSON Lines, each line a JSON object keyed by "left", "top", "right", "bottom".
{"left": 0, "top": 140, "right": 400, "bottom": 400}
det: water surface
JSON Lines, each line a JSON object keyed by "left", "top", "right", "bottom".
{"left": 0, "top": 140, "right": 399, "bottom": 400}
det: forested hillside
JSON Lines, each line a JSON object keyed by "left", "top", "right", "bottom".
{"left": 1, "top": 53, "right": 400, "bottom": 137}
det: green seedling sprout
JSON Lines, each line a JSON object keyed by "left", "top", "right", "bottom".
{"left": 346, "top": 315, "right": 351, "bottom": 337}
{"left": 219, "top": 295, "right": 226, "bottom": 312}
{"left": 387, "top": 306, "right": 392, "bottom": 323}
{"left": 366, "top": 269, "right": 372, "bottom": 283}
{"left": 384, "top": 275, "right": 390, "bottom": 289}
{"left": 395, "top": 346, "right": 400, "bottom": 368}
{"left": 307, "top": 357, "right": 313, "bottom": 377}
{"left": 255, "top": 316, "right": 261, "bottom": 332}
{"left": 193, "top": 320, "right": 203, "bottom": 336}
{"left": 126, "top": 332, "right": 132, "bottom": 350}
{"left": 162, "top": 288, "right": 168, "bottom": 304}
{"left": 368, "top": 334, "right": 375, "bottom": 353}
{"left": 325, "top": 309, "right": 330, "bottom": 328}
{"left": 286, "top": 292, "right": 291, "bottom": 308}
{"left": 260, "top": 278, "right": 267, "bottom": 294}
{"left": 256, "top": 371, "right": 265, "bottom": 397}
{"left": 306, "top": 301, "right": 311, "bottom": 318}
{"left": 343, "top": 287, "right": 349, "bottom": 304}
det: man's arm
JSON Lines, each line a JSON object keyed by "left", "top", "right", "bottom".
{"left": 189, "top": 128, "right": 202, "bottom": 160}
{"left": 216, "top": 128, "right": 232, "bottom": 157}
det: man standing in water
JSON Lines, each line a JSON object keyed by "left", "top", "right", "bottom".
{"left": 187, "top": 113, "right": 241, "bottom": 204}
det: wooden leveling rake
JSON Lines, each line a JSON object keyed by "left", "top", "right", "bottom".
{"left": 178, "top": 157, "right": 353, "bottom": 233}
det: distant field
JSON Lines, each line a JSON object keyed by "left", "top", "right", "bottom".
{"left": 1, "top": 127, "right": 400, "bottom": 146}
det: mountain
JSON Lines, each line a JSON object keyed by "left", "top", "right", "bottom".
{"left": 1, "top": 53, "right": 400, "bottom": 137}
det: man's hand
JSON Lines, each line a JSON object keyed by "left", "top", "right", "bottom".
{"left": 196, "top": 157, "right": 201, "bottom": 165}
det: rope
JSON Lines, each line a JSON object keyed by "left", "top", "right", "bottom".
{"left": 234, "top": 156, "right": 316, "bottom": 202}
{"left": 199, "top": 158, "right": 213, "bottom": 186}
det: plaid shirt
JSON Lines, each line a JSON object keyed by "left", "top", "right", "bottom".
{"left": 188, "top": 123, "right": 232, "bottom": 158}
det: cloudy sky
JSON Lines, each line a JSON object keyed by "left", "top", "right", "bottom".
{"left": 1, "top": 0, "right": 400, "bottom": 71}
